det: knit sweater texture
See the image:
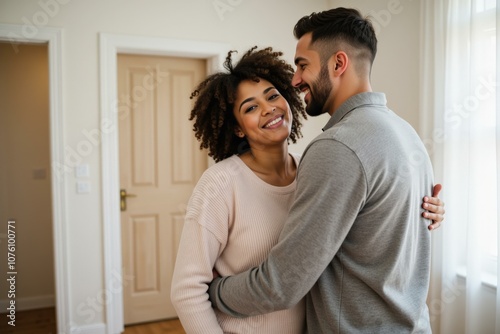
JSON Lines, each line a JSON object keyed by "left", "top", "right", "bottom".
{"left": 209, "top": 92, "right": 434, "bottom": 333}
{"left": 171, "top": 153, "right": 305, "bottom": 333}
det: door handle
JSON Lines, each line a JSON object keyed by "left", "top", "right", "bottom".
{"left": 120, "top": 189, "right": 136, "bottom": 211}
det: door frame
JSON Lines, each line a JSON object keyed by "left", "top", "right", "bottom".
{"left": 99, "top": 33, "right": 229, "bottom": 334}
{"left": 0, "top": 24, "right": 70, "bottom": 333}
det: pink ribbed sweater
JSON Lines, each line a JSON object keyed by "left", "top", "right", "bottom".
{"left": 171, "top": 154, "right": 305, "bottom": 334}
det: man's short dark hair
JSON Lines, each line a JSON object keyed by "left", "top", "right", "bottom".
{"left": 293, "top": 7, "right": 377, "bottom": 67}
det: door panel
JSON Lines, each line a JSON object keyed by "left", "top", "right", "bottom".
{"left": 118, "top": 54, "right": 207, "bottom": 325}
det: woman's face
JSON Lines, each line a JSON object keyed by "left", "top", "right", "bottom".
{"left": 233, "top": 78, "right": 293, "bottom": 151}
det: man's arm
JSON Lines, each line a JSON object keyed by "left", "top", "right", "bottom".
{"left": 209, "top": 139, "right": 367, "bottom": 316}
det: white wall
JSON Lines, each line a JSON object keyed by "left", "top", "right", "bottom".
{"left": 0, "top": 0, "right": 329, "bottom": 329}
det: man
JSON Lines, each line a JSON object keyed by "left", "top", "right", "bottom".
{"left": 209, "top": 8, "right": 437, "bottom": 333}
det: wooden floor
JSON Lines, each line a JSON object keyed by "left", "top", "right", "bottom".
{"left": 0, "top": 307, "right": 57, "bottom": 334}
{"left": 123, "top": 318, "right": 185, "bottom": 334}
{"left": 0, "top": 307, "right": 185, "bottom": 334}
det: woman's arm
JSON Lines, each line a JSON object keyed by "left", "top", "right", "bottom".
{"left": 171, "top": 220, "right": 224, "bottom": 334}
{"left": 171, "top": 169, "right": 230, "bottom": 334}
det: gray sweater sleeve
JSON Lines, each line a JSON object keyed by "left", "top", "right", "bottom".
{"left": 208, "top": 138, "right": 367, "bottom": 316}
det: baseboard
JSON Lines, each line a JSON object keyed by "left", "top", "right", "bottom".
{"left": 0, "top": 294, "right": 55, "bottom": 311}
{"left": 71, "top": 322, "right": 106, "bottom": 334}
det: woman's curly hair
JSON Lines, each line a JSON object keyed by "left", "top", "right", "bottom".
{"left": 189, "top": 46, "right": 307, "bottom": 162}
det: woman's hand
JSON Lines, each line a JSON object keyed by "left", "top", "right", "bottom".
{"left": 422, "top": 184, "right": 445, "bottom": 231}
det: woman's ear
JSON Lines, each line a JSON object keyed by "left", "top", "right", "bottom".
{"left": 234, "top": 127, "right": 245, "bottom": 138}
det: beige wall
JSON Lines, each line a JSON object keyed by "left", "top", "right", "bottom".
{"left": 0, "top": 42, "right": 55, "bottom": 308}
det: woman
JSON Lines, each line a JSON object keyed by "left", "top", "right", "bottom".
{"left": 170, "top": 47, "right": 444, "bottom": 334}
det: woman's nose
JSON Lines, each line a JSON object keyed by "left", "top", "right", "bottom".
{"left": 263, "top": 105, "right": 276, "bottom": 115}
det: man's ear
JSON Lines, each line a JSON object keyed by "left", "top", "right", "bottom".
{"left": 330, "top": 51, "right": 348, "bottom": 77}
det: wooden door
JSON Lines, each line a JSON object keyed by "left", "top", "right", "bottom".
{"left": 117, "top": 53, "right": 207, "bottom": 325}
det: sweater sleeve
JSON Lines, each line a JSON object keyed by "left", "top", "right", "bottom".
{"left": 171, "top": 169, "right": 230, "bottom": 333}
{"left": 208, "top": 139, "right": 367, "bottom": 316}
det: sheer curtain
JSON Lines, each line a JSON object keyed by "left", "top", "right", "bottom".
{"left": 421, "top": 0, "right": 499, "bottom": 333}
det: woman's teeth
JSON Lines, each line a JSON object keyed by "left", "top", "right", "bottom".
{"left": 265, "top": 117, "right": 282, "bottom": 128}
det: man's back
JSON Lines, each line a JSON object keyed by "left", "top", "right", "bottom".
{"left": 301, "top": 92, "right": 433, "bottom": 333}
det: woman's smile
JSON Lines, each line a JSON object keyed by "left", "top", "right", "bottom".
{"left": 263, "top": 115, "right": 284, "bottom": 129}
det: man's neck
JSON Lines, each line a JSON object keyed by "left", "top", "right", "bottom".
{"left": 329, "top": 82, "right": 372, "bottom": 116}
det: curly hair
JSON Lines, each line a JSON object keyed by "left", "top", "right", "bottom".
{"left": 189, "top": 46, "right": 307, "bottom": 162}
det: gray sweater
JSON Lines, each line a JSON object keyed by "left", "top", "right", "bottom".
{"left": 209, "top": 92, "right": 433, "bottom": 333}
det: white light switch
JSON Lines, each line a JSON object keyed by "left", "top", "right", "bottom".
{"left": 76, "top": 181, "right": 91, "bottom": 194}
{"left": 75, "top": 164, "right": 90, "bottom": 178}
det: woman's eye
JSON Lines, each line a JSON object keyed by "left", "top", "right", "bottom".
{"left": 245, "top": 105, "right": 256, "bottom": 113}
{"left": 269, "top": 94, "right": 279, "bottom": 100}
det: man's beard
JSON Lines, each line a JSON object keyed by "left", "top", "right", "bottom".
{"left": 305, "top": 64, "right": 332, "bottom": 117}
